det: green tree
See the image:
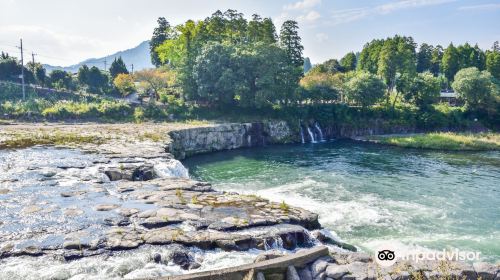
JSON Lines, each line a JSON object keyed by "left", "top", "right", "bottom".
{"left": 77, "top": 65, "right": 90, "bottom": 85}
{"left": 150, "top": 17, "right": 172, "bottom": 67}
{"left": 357, "top": 39, "right": 384, "bottom": 73}
{"left": 452, "top": 67, "right": 495, "bottom": 110}
{"left": 0, "top": 57, "right": 21, "bottom": 81}
{"left": 30, "top": 63, "right": 46, "bottom": 86}
{"left": 442, "top": 43, "right": 460, "bottom": 83}
{"left": 378, "top": 39, "right": 398, "bottom": 91}
{"left": 430, "top": 45, "right": 443, "bottom": 76}
{"left": 340, "top": 52, "right": 357, "bottom": 72}
{"left": 345, "top": 71, "right": 386, "bottom": 108}
{"left": 397, "top": 72, "right": 440, "bottom": 110}
{"left": 417, "top": 43, "right": 433, "bottom": 73}
{"left": 279, "top": 20, "right": 304, "bottom": 67}
{"left": 109, "top": 57, "right": 129, "bottom": 79}
{"left": 78, "top": 65, "right": 109, "bottom": 93}
{"left": 486, "top": 51, "right": 500, "bottom": 79}
{"left": 49, "top": 70, "right": 74, "bottom": 90}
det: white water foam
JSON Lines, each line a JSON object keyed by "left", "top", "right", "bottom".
{"left": 153, "top": 159, "right": 189, "bottom": 178}
{"left": 0, "top": 246, "right": 262, "bottom": 280}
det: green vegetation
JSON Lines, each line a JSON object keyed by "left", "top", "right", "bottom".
{"left": 0, "top": 131, "right": 106, "bottom": 149}
{"left": 368, "top": 132, "right": 500, "bottom": 151}
{"left": 1, "top": 10, "right": 499, "bottom": 130}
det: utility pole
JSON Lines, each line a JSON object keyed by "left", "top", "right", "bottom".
{"left": 131, "top": 64, "right": 134, "bottom": 74}
{"left": 17, "top": 39, "right": 25, "bottom": 99}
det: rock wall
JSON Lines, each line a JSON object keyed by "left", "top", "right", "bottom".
{"left": 167, "top": 121, "right": 293, "bottom": 159}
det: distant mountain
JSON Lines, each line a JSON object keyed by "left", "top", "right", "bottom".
{"left": 44, "top": 40, "right": 153, "bottom": 73}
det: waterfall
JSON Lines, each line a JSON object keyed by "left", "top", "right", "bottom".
{"left": 306, "top": 126, "right": 317, "bottom": 143}
{"left": 314, "top": 123, "right": 325, "bottom": 142}
{"left": 299, "top": 125, "right": 305, "bottom": 144}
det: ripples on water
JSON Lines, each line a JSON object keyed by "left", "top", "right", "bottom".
{"left": 184, "top": 140, "right": 500, "bottom": 262}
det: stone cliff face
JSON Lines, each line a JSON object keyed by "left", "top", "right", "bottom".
{"left": 167, "top": 121, "right": 293, "bottom": 159}
{"left": 167, "top": 120, "right": 420, "bottom": 159}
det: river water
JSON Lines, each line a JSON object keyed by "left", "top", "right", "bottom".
{"left": 184, "top": 140, "right": 500, "bottom": 262}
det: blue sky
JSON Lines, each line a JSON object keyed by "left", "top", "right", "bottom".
{"left": 0, "top": 0, "right": 499, "bottom": 66}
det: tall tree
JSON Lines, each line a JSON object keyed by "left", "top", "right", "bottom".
{"left": 224, "top": 9, "right": 247, "bottom": 43}
{"left": 417, "top": 43, "right": 433, "bottom": 73}
{"left": 486, "top": 51, "right": 500, "bottom": 79}
{"left": 357, "top": 39, "right": 384, "bottom": 73}
{"left": 109, "top": 57, "right": 129, "bottom": 79}
{"left": 340, "top": 52, "right": 357, "bottom": 72}
{"left": 442, "top": 43, "right": 460, "bottom": 83}
{"left": 430, "top": 45, "right": 443, "bottom": 76}
{"left": 247, "top": 15, "right": 277, "bottom": 44}
{"left": 377, "top": 39, "right": 398, "bottom": 92}
{"left": 279, "top": 20, "right": 304, "bottom": 67}
{"left": 77, "top": 65, "right": 90, "bottom": 85}
{"left": 150, "top": 17, "right": 172, "bottom": 67}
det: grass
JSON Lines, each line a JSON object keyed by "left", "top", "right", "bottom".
{"left": 0, "top": 131, "right": 106, "bottom": 149}
{"left": 368, "top": 132, "right": 500, "bottom": 151}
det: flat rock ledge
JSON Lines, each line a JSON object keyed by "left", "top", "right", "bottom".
{"left": 0, "top": 176, "right": 320, "bottom": 262}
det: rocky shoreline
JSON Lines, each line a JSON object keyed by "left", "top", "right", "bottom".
{"left": 1, "top": 122, "right": 499, "bottom": 279}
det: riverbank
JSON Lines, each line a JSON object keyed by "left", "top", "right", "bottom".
{"left": 362, "top": 132, "right": 500, "bottom": 151}
{"left": 1, "top": 122, "right": 498, "bottom": 279}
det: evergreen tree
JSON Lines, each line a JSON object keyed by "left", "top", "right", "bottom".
{"left": 417, "top": 43, "right": 433, "bottom": 73}
{"left": 279, "top": 20, "right": 304, "bottom": 67}
{"left": 109, "top": 57, "right": 129, "bottom": 79}
{"left": 357, "top": 39, "right": 384, "bottom": 74}
{"left": 486, "top": 51, "right": 500, "bottom": 79}
{"left": 150, "top": 17, "right": 172, "bottom": 67}
{"left": 430, "top": 45, "right": 443, "bottom": 76}
{"left": 340, "top": 52, "right": 357, "bottom": 72}
{"left": 442, "top": 43, "right": 460, "bottom": 83}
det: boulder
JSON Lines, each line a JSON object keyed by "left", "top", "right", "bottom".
{"left": 325, "top": 264, "right": 349, "bottom": 279}
{"left": 311, "top": 257, "right": 332, "bottom": 277}
{"left": 298, "top": 267, "right": 313, "bottom": 280}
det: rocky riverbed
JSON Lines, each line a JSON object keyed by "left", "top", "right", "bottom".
{"left": 0, "top": 122, "right": 322, "bottom": 279}
{"left": 1, "top": 122, "right": 498, "bottom": 280}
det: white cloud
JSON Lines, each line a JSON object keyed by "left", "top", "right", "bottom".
{"left": 458, "top": 3, "right": 500, "bottom": 11}
{"left": 284, "top": 0, "right": 321, "bottom": 11}
{"left": 298, "top": 10, "right": 321, "bottom": 23}
{"left": 0, "top": 25, "right": 111, "bottom": 65}
{"left": 328, "top": 0, "right": 456, "bottom": 26}
{"left": 315, "top": 33, "right": 329, "bottom": 42}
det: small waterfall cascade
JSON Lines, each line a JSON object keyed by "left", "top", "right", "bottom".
{"left": 299, "top": 124, "right": 305, "bottom": 144}
{"left": 306, "top": 126, "right": 317, "bottom": 143}
{"left": 314, "top": 123, "right": 325, "bottom": 142}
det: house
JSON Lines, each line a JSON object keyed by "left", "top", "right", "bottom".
{"left": 439, "top": 90, "right": 459, "bottom": 106}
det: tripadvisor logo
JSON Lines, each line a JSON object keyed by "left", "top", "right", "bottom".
{"left": 374, "top": 244, "right": 481, "bottom": 267}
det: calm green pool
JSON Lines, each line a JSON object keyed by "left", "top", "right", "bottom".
{"left": 183, "top": 140, "right": 500, "bottom": 262}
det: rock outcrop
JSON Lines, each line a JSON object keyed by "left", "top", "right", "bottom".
{"left": 168, "top": 121, "right": 293, "bottom": 159}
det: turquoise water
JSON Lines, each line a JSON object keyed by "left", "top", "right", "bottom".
{"left": 183, "top": 140, "right": 500, "bottom": 262}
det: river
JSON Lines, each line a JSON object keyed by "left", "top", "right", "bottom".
{"left": 184, "top": 140, "right": 500, "bottom": 262}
